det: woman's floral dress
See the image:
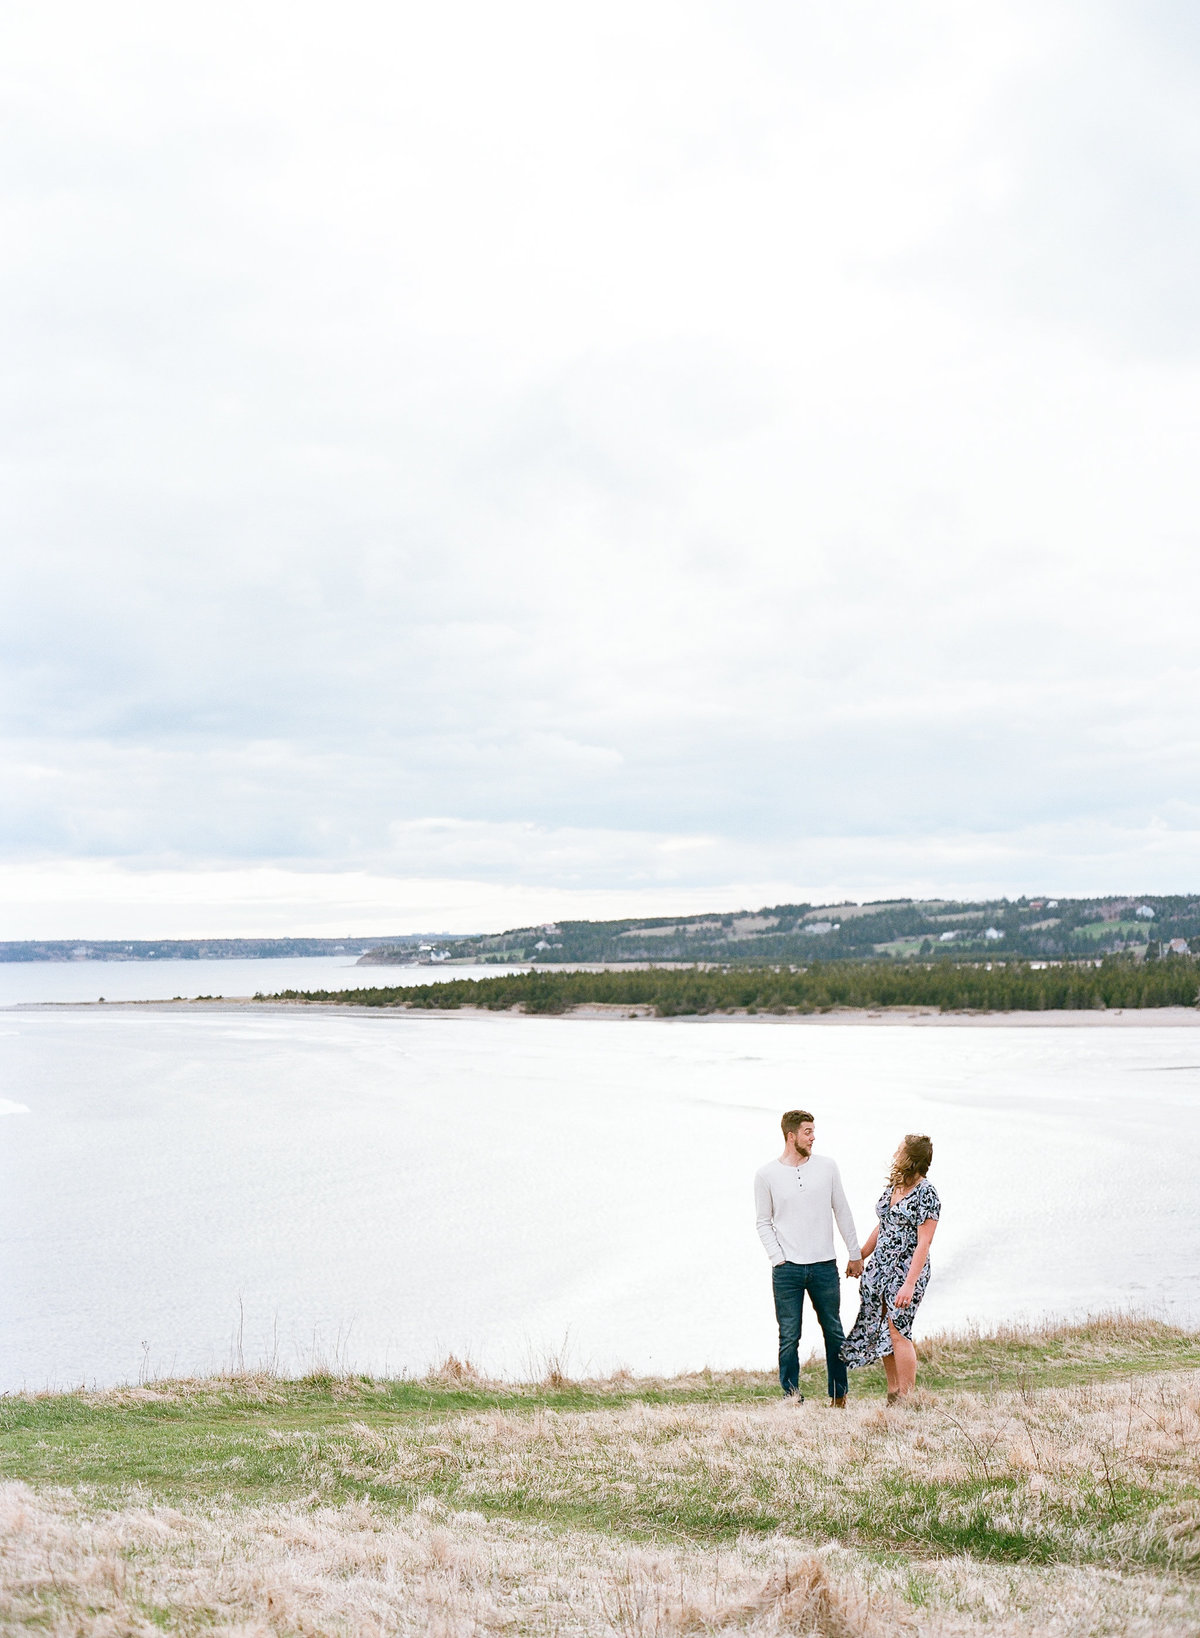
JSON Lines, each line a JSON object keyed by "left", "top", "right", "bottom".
{"left": 841, "top": 1177, "right": 941, "bottom": 1367}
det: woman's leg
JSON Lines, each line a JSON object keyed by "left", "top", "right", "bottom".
{"left": 886, "top": 1315, "right": 917, "bottom": 1396}
{"left": 878, "top": 1300, "right": 899, "bottom": 1395}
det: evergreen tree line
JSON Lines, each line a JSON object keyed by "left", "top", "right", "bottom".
{"left": 271, "top": 955, "right": 1200, "bottom": 1015}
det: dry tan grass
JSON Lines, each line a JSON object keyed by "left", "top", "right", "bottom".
{"left": 915, "top": 1313, "right": 1194, "bottom": 1372}
{"left": 283, "top": 1372, "right": 1200, "bottom": 1571}
{"left": 6, "top": 1357, "right": 1200, "bottom": 1634}
{"left": 3, "top": 1482, "right": 1200, "bottom": 1637}
{"left": 20, "top": 1312, "right": 1188, "bottom": 1415}
{"left": 0, "top": 1483, "right": 882, "bottom": 1636}
{"left": 20, "top": 1364, "right": 773, "bottom": 1416}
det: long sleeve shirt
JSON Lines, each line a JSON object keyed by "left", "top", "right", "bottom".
{"left": 754, "top": 1153, "right": 861, "bottom": 1266}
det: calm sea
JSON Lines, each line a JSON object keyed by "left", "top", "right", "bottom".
{"left": 0, "top": 955, "right": 525, "bottom": 1008}
{"left": 2, "top": 962, "right": 1198, "bottom": 1389}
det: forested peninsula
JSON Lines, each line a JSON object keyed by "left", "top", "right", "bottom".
{"left": 270, "top": 955, "right": 1200, "bottom": 1015}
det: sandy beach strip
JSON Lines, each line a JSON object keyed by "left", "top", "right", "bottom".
{"left": 10, "top": 998, "right": 1200, "bottom": 1025}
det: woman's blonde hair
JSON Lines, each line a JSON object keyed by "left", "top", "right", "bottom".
{"left": 889, "top": 1133, "right": 933, "bottom": 1190}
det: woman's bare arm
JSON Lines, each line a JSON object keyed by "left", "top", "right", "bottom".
{"left": 894, "top": 1218, "right": 937, "bottom": 1306}
{"left": 850, "top": 1224, "right": 879, "bottom": 1274}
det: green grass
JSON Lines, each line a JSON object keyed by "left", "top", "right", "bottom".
{"left": 890, "top": 1313, "right": 1200, "bottom": 1391}
{"left": 8, "top": 1325, "right": 1200, "bottom": 1637}
{"left": 0, "top": 1371, "right": 779, "bottom": 1505}
{"left": 1075, "top": 920, "right": 1146, "bottom": 940}
{"left": 0, "top": 1402, "right": 1170, "bottom": 1564}
{"left": 3, "top": 1318, "right": 1198, "bottom": 1536}
{"left": 872, "top": 937, "right": 927, "bottom": 956}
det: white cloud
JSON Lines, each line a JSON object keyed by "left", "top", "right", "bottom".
{"left": 0, "top": 858, "right": 790, "bottom": 940}
{"left": 4, "top": 810, "right": 1199, "bottom": 941}
{"left": 3, "top": 0, "right": 1200, "bottom": 932}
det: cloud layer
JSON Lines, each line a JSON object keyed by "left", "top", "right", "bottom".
{"left": 4, "top": 1, "right": 1200, "bottom": 933}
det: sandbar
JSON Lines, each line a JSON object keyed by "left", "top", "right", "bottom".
{"left": 10, "top": 999, "right": 1200, "bottom": 1026}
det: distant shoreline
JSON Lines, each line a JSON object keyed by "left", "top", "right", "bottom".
{"left": 11, "top": 998, "right": 1200, "bottom": 1026}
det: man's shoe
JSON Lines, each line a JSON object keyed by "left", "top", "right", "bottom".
{"left": 830, "top": 1395, "right": 847, "bottom": 1408}
{"left": 784, "top": 1392, "right": 805, "bottom": 1404}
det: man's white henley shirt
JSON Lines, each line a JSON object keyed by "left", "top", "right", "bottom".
{"left": 754, "top": 1154, "right": 861, "bottom": 1266}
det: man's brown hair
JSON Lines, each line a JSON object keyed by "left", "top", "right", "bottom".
{"left": 781, "top": 1109, "right": 814, "bottom": 1137}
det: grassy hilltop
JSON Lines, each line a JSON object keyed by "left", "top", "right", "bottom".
{"left": 3, "top": 1318, "right": 1200, "bottom": 1634}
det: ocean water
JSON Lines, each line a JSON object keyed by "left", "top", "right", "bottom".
{"left": 0, "top": 956, "right": 526, "bottom": 1008}
{"left": 2, "top": 1004, "right": 1198, "bottom": 1390}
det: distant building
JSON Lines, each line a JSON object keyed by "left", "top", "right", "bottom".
{"left": 1046, "top": 900, "right": 1059, "bottom": 909}
{"left": 534, "top": 940, "right": 551, "bottom": 951}
{"left": 1136, "top": 905, "right": 1156, "bottom": 919}
{"left": 939, "top": 931, "right": 958, "bottom": 942}
{"left": 984, "top": 927, "right": 1003, "bottom": 940}
{"left": 1167, "top": 938, "right": 1189, "bottom": 955}
{"left": 803, "top": 922, "right": 839, "bottom": 935}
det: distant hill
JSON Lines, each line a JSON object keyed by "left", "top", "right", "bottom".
{"left": 8, "top": 893, "right": 1199, "bottom": 967}
{"left": 0, "top": 936, "right": 431, "bottom": 963}
{"left": 359, "top": 894, "right": 1200, "bottom": 967}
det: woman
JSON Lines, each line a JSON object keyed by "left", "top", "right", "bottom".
{"left": 841, "top": 1133, "right": 939, "bottom": 1403}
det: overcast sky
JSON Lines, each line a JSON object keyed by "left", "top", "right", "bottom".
{"left": 4, "top": 0, "right": 1200, "bottom": 937}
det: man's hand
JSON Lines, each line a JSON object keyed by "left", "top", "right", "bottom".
{"left": 846, "top": 1259, "right": 863, "bottom": 1278}
{"left": 894, "top": 1283, "right": 915, "bottom": 1308}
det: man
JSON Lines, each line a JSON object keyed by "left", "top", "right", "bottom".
{"left": 754, "top": 1109, "right": 862, "bottom": 1406}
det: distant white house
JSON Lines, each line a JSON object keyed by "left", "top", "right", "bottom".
{"left": 1046, "top": 900, "right": 1059, "bottom": 909}
{"left": 1136, "top": 905, "right": 1156, "bottom": 919}
{"left": 1167, "top": 938, "right": 1189, "bottom": 955}
{"left": 803, "top": 922, "right": 839, "bottom": 935}
{"left": 534, "top": 940, "right": 551, "bottom": 951}
{"left": 984, "top": 927, "right": 1004, "bottom": 940}
{"left": 939, "top": 930, "right": 958, "bottom": 942}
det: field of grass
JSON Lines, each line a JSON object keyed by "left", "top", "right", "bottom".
{"left": 1074, "top": 921, "right": 1146, "bottom": 942}
{"left": 3, "top": 1317, "right": 1199, "bottom": 1634}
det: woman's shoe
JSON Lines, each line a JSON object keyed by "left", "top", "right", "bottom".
{"left": 886, "top": 1391, "right": 900, "bottom": 1405}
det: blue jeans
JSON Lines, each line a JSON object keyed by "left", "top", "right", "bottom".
{"left": 772, "top": 1259, "right": 848, "bottom": 1399}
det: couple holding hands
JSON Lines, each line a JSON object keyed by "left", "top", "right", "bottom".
{"left": 753, "top": 1109, "right": 940, "bottom": 1406}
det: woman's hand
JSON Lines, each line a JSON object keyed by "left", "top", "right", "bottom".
{"left": 894, "top": 1282, "right": 916, "bottom": 1308}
